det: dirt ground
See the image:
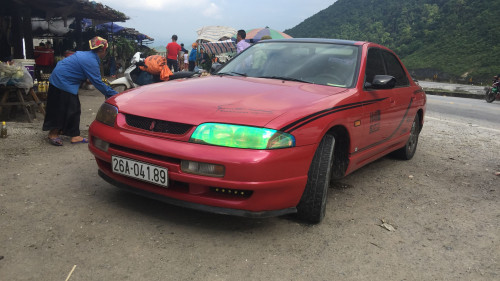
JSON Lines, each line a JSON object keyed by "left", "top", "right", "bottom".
{"left": 0, "top": 89, "right": 498, "bottom": 281}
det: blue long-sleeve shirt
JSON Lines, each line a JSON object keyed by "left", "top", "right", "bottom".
{"left": 189, "top": 48, "right": 197, "bottom": 62}
{"left": 49, "top": 51, "right": 117, "bottom": 97}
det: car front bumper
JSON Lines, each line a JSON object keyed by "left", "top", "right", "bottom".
{"left": 89, "top": 120, "right": 316, "bottom": 216}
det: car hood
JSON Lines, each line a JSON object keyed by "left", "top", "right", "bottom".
{"left": 112, "top": 76, "right": 348, "bottom": 127}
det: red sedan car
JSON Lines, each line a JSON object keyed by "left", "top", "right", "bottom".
{"left": 89, "top": 39, "right": 426, "bottom": 223}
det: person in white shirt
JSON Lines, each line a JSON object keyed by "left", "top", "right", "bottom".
{"left": 183, "top": 52, "right": 189, "bottom": 71}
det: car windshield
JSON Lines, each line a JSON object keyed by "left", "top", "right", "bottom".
{"left": 218, "top": 41, "right": 360, "bottom": 88}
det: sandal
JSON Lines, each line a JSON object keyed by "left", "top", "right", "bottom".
{"left": 71, "top": 137, "right": 88, "bottom": 144}
{"left": 48, "top": 137, "right": 63, "bottom": 146}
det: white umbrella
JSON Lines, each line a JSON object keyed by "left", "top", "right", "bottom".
{"left": 196, "top": 26, "right": 237, "bottom": 43}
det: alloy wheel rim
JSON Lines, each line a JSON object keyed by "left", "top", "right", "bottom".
{"left": 407, "top": 121, "right": 417, "bottom": 153}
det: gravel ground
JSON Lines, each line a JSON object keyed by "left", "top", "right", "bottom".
{"left": 0, "top": 88, "right": 498, "bottom": 281}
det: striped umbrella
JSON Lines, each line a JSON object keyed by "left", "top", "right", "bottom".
{"left": 245, "top": 27, "right": 292, "bottom": 42}
{"left": 201, "top": 40, "right": 236, "bottom": 55}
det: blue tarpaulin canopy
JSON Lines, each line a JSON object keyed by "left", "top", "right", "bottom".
{"left": 83, "top": 19, "right": 154, "bottom": 43}
{"left": 96, "top": 22, "right": 125, "bottom": 33}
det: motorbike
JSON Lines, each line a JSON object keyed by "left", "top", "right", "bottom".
{"left": 485, "top": 78, "right": 500, "bottom": 103}
{"left": 110, "top": 52, "right": 200, "bottom": 93}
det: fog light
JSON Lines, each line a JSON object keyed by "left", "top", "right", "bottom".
{"left": 211, "top": 187, "right": 252, "bottom": 198}
{"left": 93, "top": 137, "right": 109, "bottom": 152}
{"left": 181, "top": 160, "right": 225, "bottom": 177}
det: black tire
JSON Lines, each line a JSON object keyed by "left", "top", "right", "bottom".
{"left": 485, "top": 88, "right": 496, "bottom": 103}
{"left": 296, "top": 134, "right": 335, "bottom": 224}
{"left": 111, "top": 84, "right": 127, "bottom": 93}
{"left": 392, "top": 115, "right": 420, "bottom": 160}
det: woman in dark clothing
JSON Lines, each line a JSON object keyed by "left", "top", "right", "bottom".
{"left": 43, "top": 36, "right": 117, "bottom": 146}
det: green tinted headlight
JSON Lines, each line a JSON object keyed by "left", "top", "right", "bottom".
{"left": 190, "top": 123, "right": 295, "bottom": 149}
{"left": 96, "top": 103, "right": 118, "bottom": 127}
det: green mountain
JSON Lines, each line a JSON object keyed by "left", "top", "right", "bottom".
{"left": 284, "top": 0, "right": 500, "bottom": 83}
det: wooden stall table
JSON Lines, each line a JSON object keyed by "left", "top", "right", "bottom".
{"left": 0, "top": 86, "right": 46, "bottom": 122}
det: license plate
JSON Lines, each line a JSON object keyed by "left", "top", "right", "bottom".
{"left": 111, "top": 156, "right": 168, "bottom": 187}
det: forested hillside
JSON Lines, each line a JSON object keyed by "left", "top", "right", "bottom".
{"left": 284, "top": 0, "right": 500, "bottom": 83}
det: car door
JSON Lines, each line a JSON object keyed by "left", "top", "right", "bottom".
{"left": 357, "top": 47, "right": 413, "bottom": 154}
{"left": 379, "top": 49, "right": 413, "bottom": 140}
{"left": 357, "top": 48, "right": 393, "bottom": 153}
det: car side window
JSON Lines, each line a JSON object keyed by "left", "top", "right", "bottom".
{"left": 365, "top": 48, "right": 385, "bottom": 84}
{"left": 382, "top": 51, "right": 409, "bottom": 87}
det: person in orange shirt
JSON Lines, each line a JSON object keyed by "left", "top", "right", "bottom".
{"left": 166, "top": 35, "right": 181, "bottom": 72}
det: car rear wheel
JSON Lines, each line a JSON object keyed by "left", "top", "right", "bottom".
{"left": 296, "top": 134, "right": 335, "bottom": 224}
{"left": 392, "top": 115, "right": 420, "bottom": 160}
{"left": 111, "top": 84, "right": 128, "bottom": 93}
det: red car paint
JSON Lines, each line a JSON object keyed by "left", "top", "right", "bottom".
{"left": 89, "top": 39, "right": 426, "bottom": 222}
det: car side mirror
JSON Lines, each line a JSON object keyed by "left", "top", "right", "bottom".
{"left": 365, "top": 75, "right": 396, "bottom": 89}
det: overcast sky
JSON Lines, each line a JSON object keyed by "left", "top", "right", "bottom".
{"left": 96, "top": 0, "right": 336, "bottom": 47}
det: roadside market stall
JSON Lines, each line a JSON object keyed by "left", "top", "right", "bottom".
{"left": 196, "top": 26, "right": 238, "bottom": 67}
{"left": 0, "top": 0, "right": 128, "bottom": 122}
{"left": 0, "top": 60, "right": 43, "bottom": 122}
{"left": 200, "top": 40, "right": 236, "bottom": 63}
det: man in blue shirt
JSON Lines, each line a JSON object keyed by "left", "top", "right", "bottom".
{"left": 188, "top": 42, "right": 198, "bottom": 71}
{"left": 43, "top": 36, "right": 117, "bottom": 146}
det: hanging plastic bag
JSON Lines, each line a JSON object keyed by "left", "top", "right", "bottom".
{"left": 0, "top": 62, "right": 33, "bottom": 90}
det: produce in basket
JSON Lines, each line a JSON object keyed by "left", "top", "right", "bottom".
{"left": 0, "top": 62, "right": 33, "bottom": 89}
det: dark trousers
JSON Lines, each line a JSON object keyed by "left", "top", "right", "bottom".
{"left": 188, "top": 61, "right": 196, "bottom": 71}
{"left": 42, "top": 85, "right": 81, "bottom": 137}
{"left": 167, "top": 58, "right": 179, "bottom": 72}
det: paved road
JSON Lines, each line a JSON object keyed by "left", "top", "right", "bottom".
{"left": 426, "top": 95, "right": 500, "bottom": 127}
{"left": 418, "top": 80, "right": 487, "bottom": 97}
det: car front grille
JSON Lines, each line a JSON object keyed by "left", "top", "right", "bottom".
{"left": 125, "top": 114, "right": 193, "bottom": 135}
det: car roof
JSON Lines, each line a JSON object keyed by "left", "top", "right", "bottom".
{"left": 258, "top": 38, "right": 365, "bottom": 46}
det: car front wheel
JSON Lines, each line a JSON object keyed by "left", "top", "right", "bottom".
{"left": 296, "top": 134, "right": 335, "bottom": 224}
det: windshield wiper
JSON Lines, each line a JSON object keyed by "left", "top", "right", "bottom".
{"left": 219, "top": 71, "right": 247, "bottom": 77}
{"left": 257, "top": 76, "right": 311, "bottom": 83}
